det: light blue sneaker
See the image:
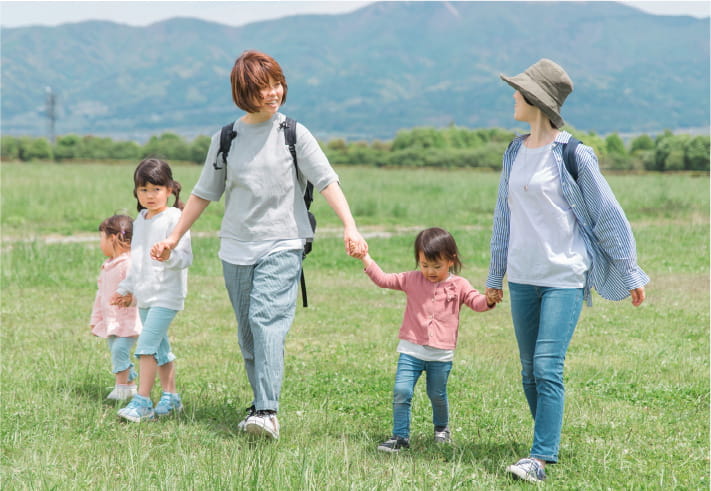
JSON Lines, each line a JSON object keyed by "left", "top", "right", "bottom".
{"left": 154, "top": 392, "right": 183, "bottom": 417}
{"left": 117, "top": 394, "right": 155, "bottom": 422}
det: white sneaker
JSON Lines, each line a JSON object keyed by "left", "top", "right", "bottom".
{"left": 506, "top": 458, "right": 547, "bottom": 483}
{"left": 245, "top": 411, "right": 280, "bottom": 439}
{"left": 106, "top": 384, "right": 137, "bottom": 401}
{"left": 237, "top": 406, "right": 256, "bottom": 432}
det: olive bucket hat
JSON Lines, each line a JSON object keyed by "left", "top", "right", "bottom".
{"left": 500, "top": 58, "right": 573, "bottom": 128}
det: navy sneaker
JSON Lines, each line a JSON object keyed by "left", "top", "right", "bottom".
{"left": 377, "top": 436, "right": 410, "bottom": 453}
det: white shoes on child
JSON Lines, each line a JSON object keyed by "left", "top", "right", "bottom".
{"left": 106, "top": 384, "right": 137, "bottom": 401}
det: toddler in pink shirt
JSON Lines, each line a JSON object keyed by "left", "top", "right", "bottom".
{"left": 90, "top": 214, "right": 141, "bottom": 401}
{"left": 353, "top": 227, "right": 499, "bottom": 452}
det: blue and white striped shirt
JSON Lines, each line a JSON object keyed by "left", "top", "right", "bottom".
{"left": 486, "top": 132, "right": 649, "bottom": 304}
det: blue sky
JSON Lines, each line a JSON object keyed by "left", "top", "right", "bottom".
{"left": 1, "top": 1, "right": 708, "bottom": 28}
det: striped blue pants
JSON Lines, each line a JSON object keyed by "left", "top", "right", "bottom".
{"left": 222, "top": 249, "right": 302, "bottom": 412}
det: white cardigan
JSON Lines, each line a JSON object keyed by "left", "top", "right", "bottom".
{"left": 117, "top": 207, "right": 192, "bottom": 311}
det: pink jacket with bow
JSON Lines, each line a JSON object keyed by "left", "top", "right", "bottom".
{"left": 364, "top": 260, "right": 493, "bottom": 350}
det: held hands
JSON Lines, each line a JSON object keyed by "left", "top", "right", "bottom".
{"left": 344, "top": 228, "right": 368, "bottom": 258}
{"left": 110, "top": 292, "right": 133, "bottom": 308}
{"left": 485, "top": 288, "right": 503, "bottom": 306}
{"left": 150, "top": 239, "right": 175, "bottom": 262}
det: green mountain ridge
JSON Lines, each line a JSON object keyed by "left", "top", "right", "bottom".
{"left": 1, "top": 1, "right": 709, "bottom": 142}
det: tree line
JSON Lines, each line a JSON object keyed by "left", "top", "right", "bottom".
{"left": 1, "top": 126, "right": 708, "bottom": 172}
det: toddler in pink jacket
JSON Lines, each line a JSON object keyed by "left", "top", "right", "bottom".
{"left": 353, "top": 227, "right": 499, "bottom": 452}
{"left": 90, "top": 214, "right": 141, "bottom": 401}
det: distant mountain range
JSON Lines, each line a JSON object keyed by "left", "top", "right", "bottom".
{"left": 1, "top": 1, "right": 709, "bottom": 142}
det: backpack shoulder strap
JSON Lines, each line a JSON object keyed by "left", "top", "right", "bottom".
{"left": 562, "top": 136, "right": 582, "bottom": 181}
{"left": 216, "top": 121, "right": 236, "bottom": 169}
{"left": 281, "top": 117, "right": 314, "bottom": 209}
{"left": 282, "top": 117, "right": 298, "bottom": 165}
{"left": 281, "top": 116, "right": 315, "bottom": 308}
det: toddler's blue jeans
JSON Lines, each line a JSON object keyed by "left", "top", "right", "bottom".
{"left": 392, "top": 353, "right": 452, "bottom": 439}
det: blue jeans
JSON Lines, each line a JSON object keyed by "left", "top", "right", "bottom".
{"left": 107, "top": 336, "right": 137, "bottom": 382}
{"left": 508, "top": 282, "right": 583, "bottom": 463}
{"left": 222, "top": 249, "right": 302, "bottom": 412}
{"left": 135, "top": 307, "right": 177, "bottom": 366}
{"left": 392, "top": 353, "right": 453, "bottom": 439}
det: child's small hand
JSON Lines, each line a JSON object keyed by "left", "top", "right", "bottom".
{"left": 151, "top": 240, "right": 173, "bottom": 261}
{"left": 485, "top": 288, "right": 503, "bottom": 306}
{"left": 350, "top": 247, "right": 366, "bottom": 259}
{"left": 111, "top": 293, "right": 133, "bottom": 307}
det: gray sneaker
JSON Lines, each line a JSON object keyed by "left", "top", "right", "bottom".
{"left": 506, "top": 458, "right": 547, "bottom": 483}
{"left": 245, "top": 411, "right": 280, "bottom": 439}
{"left": 434, "top": 427, "right": 451, "bottom": 443}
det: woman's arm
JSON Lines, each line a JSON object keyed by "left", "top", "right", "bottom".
{"left": 151, "top": 194, "right": 210, "bottom": 261}
{"left": 319, "top": 182, "right": 368, "bottom": 257}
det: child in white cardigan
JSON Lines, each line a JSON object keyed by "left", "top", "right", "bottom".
{"left": 112, "top": 158, "right": 192, "bottom": 422}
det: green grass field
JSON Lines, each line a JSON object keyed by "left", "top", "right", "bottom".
{"left": 1, "top": 162, "right": 708, "bottom": 489}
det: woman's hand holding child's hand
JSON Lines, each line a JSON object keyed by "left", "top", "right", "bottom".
{"left": 151, "top": 240, "right": 174, "bottom": 262}
{"left": 345, "top": 232, "right": 368, "bottom": 258}
{"left": 485, "top": 288, "right": 503, "bottom": 307}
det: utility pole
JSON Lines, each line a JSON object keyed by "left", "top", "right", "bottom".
{"left": 45, "top": 86, "right": 57, "bottom": 143}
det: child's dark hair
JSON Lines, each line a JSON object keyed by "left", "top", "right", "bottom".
{"left": 99, "top": 214, "right": 133, "bottom": 248}
{"left": 414, "top": 227, "right": 462, "bottom": 274}
{"left": 132, "top": 158, "right": 183, "bottom": 212}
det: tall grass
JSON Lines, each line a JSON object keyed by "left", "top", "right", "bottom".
{"left": 1, "top": 162, "right": 708, "bottom": 489}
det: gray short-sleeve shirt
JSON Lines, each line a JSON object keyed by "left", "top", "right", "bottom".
{"left": 192, "top": 113, "right": 338, "bottom": 242}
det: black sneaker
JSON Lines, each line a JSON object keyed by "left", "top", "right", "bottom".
{"left": 377, "top": 436, "right": 410, "bottom": 453}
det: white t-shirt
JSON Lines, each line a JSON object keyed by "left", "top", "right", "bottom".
{"left": 506, "top": 143, "right": 590, "bottom": 288}
{"left": 397, "top": 339, "right": 454, "bottom": 362}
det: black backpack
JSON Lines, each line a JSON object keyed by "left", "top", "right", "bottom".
{"left": 216, "top": 116, "right": 316, "bottom": 307}
{"left": 562, "top": 136, "right": 582, "bottom": 180}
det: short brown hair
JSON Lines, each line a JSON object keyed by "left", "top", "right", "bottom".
{"left": 230, "top": 50, "right": 288, "bottom": 113}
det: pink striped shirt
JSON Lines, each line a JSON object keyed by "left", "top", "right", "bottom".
{"left": 364, "top": 260, "right": 493, "bottom": 350}
{"left": 90, "top": 253, "right": 141, "bottom": 338}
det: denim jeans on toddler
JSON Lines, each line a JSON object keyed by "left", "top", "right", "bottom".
{"left": 222, "top": 249, "right": 302, "bottom": 413}
{"left": 135, "top": 307, "right": 178, "bottom": 366}
{"left": 107, "top": 336, "right": 138, "bottom": 382}
{"left": 508, "top": 282, "right": 583, "bottom": 463}
{"left": 392, "top": 353, "right": 453, "bottom": 439}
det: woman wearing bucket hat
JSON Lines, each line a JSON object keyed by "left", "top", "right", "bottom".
{"left": 486, "top": 59, "right": 648, "bottom": 483}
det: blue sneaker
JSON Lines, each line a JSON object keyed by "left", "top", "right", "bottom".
{"left": 118, "top": 395, "right": 155, "bottom": 422}
{"left": 154, "top": 392, "right": 183, "bottom": 417}
{"left": 506, "top": 458, "right": 547, "bottom": 483}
